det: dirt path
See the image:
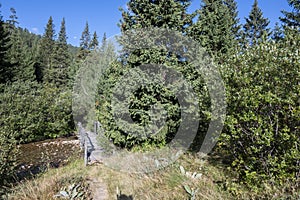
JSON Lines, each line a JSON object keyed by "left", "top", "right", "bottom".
{"left": 87, "top": 165, "right": 109, "bottom": 200}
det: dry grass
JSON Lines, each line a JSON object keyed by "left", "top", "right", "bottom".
{"left": 7, "top": 159, "right": 92, "bottom": 200}
{"left": 80, "top": 153, "right": 233, "bottom": 199}
{"left": 7, "top": 154, "right": 232, "bottom": 200}
{"left": 6, "top": 153, "right": 299, "bottom": 200}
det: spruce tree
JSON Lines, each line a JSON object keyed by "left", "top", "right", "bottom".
{"left": 119, "top": 0, "right": 193, "bottom": 66}
{"left": 190, "top": 0, "right": 237, "bottom": 59}
{"left": 7, "top": 8, "right": 18, "bottom": 27}
{"left": 6, "top": 8, "right": 21, "bottom": 76}
{"left": 120, "top": 0, "right": 193, "bottom": 32}
{"left": 0, "top": 7, "right": 13, "bottom": 84}
{"left": 52, "top": 18, "right": 70, "bottom": 87}
{"left": 223, "top": 0, "right": 242, "bottom": 45}
{"left": 243, "top": 0, "right": 270, "bottom": 45}
{"left": 89, "top": 31, "right": 99, "bottom": 50}
{"left": 39, "top": 16, "right": 56, "bottom": 82}
{"left": 96, "top": 0, "right": 208, "bottom": 149}
{"left": 272, "top": 22, "right": 284, "bottom": 41}
{"left": 77, "top": 22, "right": 91, "bottom": 60}
{"left": 100, "top": 32, "right": 107, "bottom": 52}
{"left": 6, "top": 8, "right": 35, "bottom": 82}
{"left": 280, "top": 0, "right": 300, "bottom": 30}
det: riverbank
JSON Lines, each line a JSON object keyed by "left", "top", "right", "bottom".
{"left": 16, "top": 136, "right": 82, "bottom": 180}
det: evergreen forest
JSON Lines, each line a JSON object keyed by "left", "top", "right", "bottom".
{"left": 0, "top": 0, "right": 299, "bottom": 199}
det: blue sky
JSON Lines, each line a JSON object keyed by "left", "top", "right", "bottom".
{"left": 0, "top": 1, "right": 291, "bottom": 46}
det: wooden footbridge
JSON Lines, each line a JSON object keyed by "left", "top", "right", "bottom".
{"left": 77, "top": 121, "right": 104, "bottom": 166}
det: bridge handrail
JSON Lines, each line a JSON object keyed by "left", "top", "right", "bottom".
{"left": 77, "top": 121, "right": 102, "bottom": 166}
{"left": 77, "top": 122, "right": 89, "bottom": 166}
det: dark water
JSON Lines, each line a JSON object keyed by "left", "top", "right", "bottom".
{"left": 16, "top": 136, "right": 82, "bottom": 179}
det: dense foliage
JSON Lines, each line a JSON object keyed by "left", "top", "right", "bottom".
{"left": 0, "top": 6, "right": 98, "bottom": 190}
{"left": 0, "top": 81, "right": 74, "bottom": 142}
{"left": 95, "top": 0, "right": 299, "bottom": 192}
{"left": 96, "top": 0, "right": 212, "bottom": 149}
{"left": 0, "top": 128, "right": 18, "bottom": 196}
{"left": 0, "top": 0, "right": 299, "bottom": 196}
{"left": 220, "top": 30, "right": 300, "bottom": 187}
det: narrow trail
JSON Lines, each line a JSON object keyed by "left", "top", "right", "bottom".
{"left": 77, "top": 123, "right": 110, "bottom": 199}
{"left": 88, "top": 175, "right": 109, "bottom": 200}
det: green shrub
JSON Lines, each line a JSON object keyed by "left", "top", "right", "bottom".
{"left": 220, "top": 32, "right": 300, "bottom": 187}
{"left": 0, "top": 129, "right": 18, "bottom": 196}
{"left": 0, "top": 81, "right": 74, "bottom": 143}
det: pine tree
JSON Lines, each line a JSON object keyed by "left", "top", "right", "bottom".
{"left": 119, "top": 0, "right": 193, "bottom": 66}
{"left": 280, "top": 0, "right": 300, "bottom": 30}
{"left": 272, "top": 22, "right": 284, "bottom": 41}
{"left": 89, "top": 31, "right": 99, "bottom": 50}
{"left": 99, "top": 32, "right": 116, "bottom": 62}
{"left": 6, "top": 8, "right": 21, "bottom": 72}
{"left": 190, "top": 0, "right": 237, "bottom": 59}
{"left": 77, "top": 22, "right": 91, "bottom": 60}
{"left": 0, "top": 6, "right": 14, "bottom": 84}
{"left": 120, "top": 0, "right": 193, "bottom": 32}
{"left": 223, "top": 0, "right": 242, "bottom": 44}
{"left": 39, "top": 16, "right": 56, "bottom": 82}
{"left": 6, "top": 8, "right": 35, "bottom": 82}
{"left": 80, "top": 22, "right": 90, "bottom": 49}
{"left": 98, "top": 0, "right": 201, "bottom": 148}
{"left": 7, "top": 8, "right": 19, "bottom": 28}
{"left": 243, "top": 0, "right": 270, "bottom": 45}
{"left": 100, "top": 32, "right": 107, "bottom": 52}
{"left": 52, "top": 18, "right": 70, "bottom": 87}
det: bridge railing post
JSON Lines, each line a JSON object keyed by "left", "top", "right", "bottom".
{"left": 78, "top": 122, "right": 89, "bottom": 166}
{"left": 94, "top": 121, "right": 97, "bottom": 135}
{"left": 84, "top": 137, "right": 88, "bottom": 166}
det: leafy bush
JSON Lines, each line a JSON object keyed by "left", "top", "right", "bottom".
{"left": 0, "top": 129, "right": 18, "bottom": 196}
{"left": 220, "top": 32, "right": 300, "bottom": 186}
{"left": 0, "top": 81, "right": 74, "bottom": 143}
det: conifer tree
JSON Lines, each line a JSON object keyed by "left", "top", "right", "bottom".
{"left": 39, "top": 16, "right": 56, "bottom": 82}
{"left": 120, "top": 0, "right": 193, "bottom": 33}
{"left": 77, "top": 22, "right": 91, "bottom": 60}
{"left": 223, "top": 0, "right": 242, "bottom": 43}
{"left": 89, "top": 31, "right": 99, "bottom": 50}
{"left": 119, "top": 0, "right": 193, "bottom": 66}
{"left": 7, "top": 8, "right": 18, "bottom": 28}
{"left": 6, "top": 8, "right": 35, "bottom": 82}
{"left": 99, "top": 32, "right": 116, "bottom": 62}
{"left": 272, "top": 22, "right": 284, "bottom": 41}
{"left": 52, "top": 18, "right": 70, "bottom": 87}
{"left": 6, "top": 8, "right": 21, "bottom": 74}
{"left": 100, "top": 32, "right": 107, "bottom": 52}
{"left": 280, "top": 0, "right": 300, "bottom": 30}
{"left": 0, "top": 6, "right": 13, "bottom": 84}
{"left": 243, "top": 0, "right": 270, "bottom": 45}
{"left": 97, "top": 0, "right": 206, "bottom": 149}
{"left": 191, "top": 0, "right": 237, "bottom": 59}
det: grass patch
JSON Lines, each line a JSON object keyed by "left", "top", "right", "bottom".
{"left": 7, "top": 159, "right": 92, "bottom": 200}
{"left": 6, "top": 153, "right": 299, "bottom": 199}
